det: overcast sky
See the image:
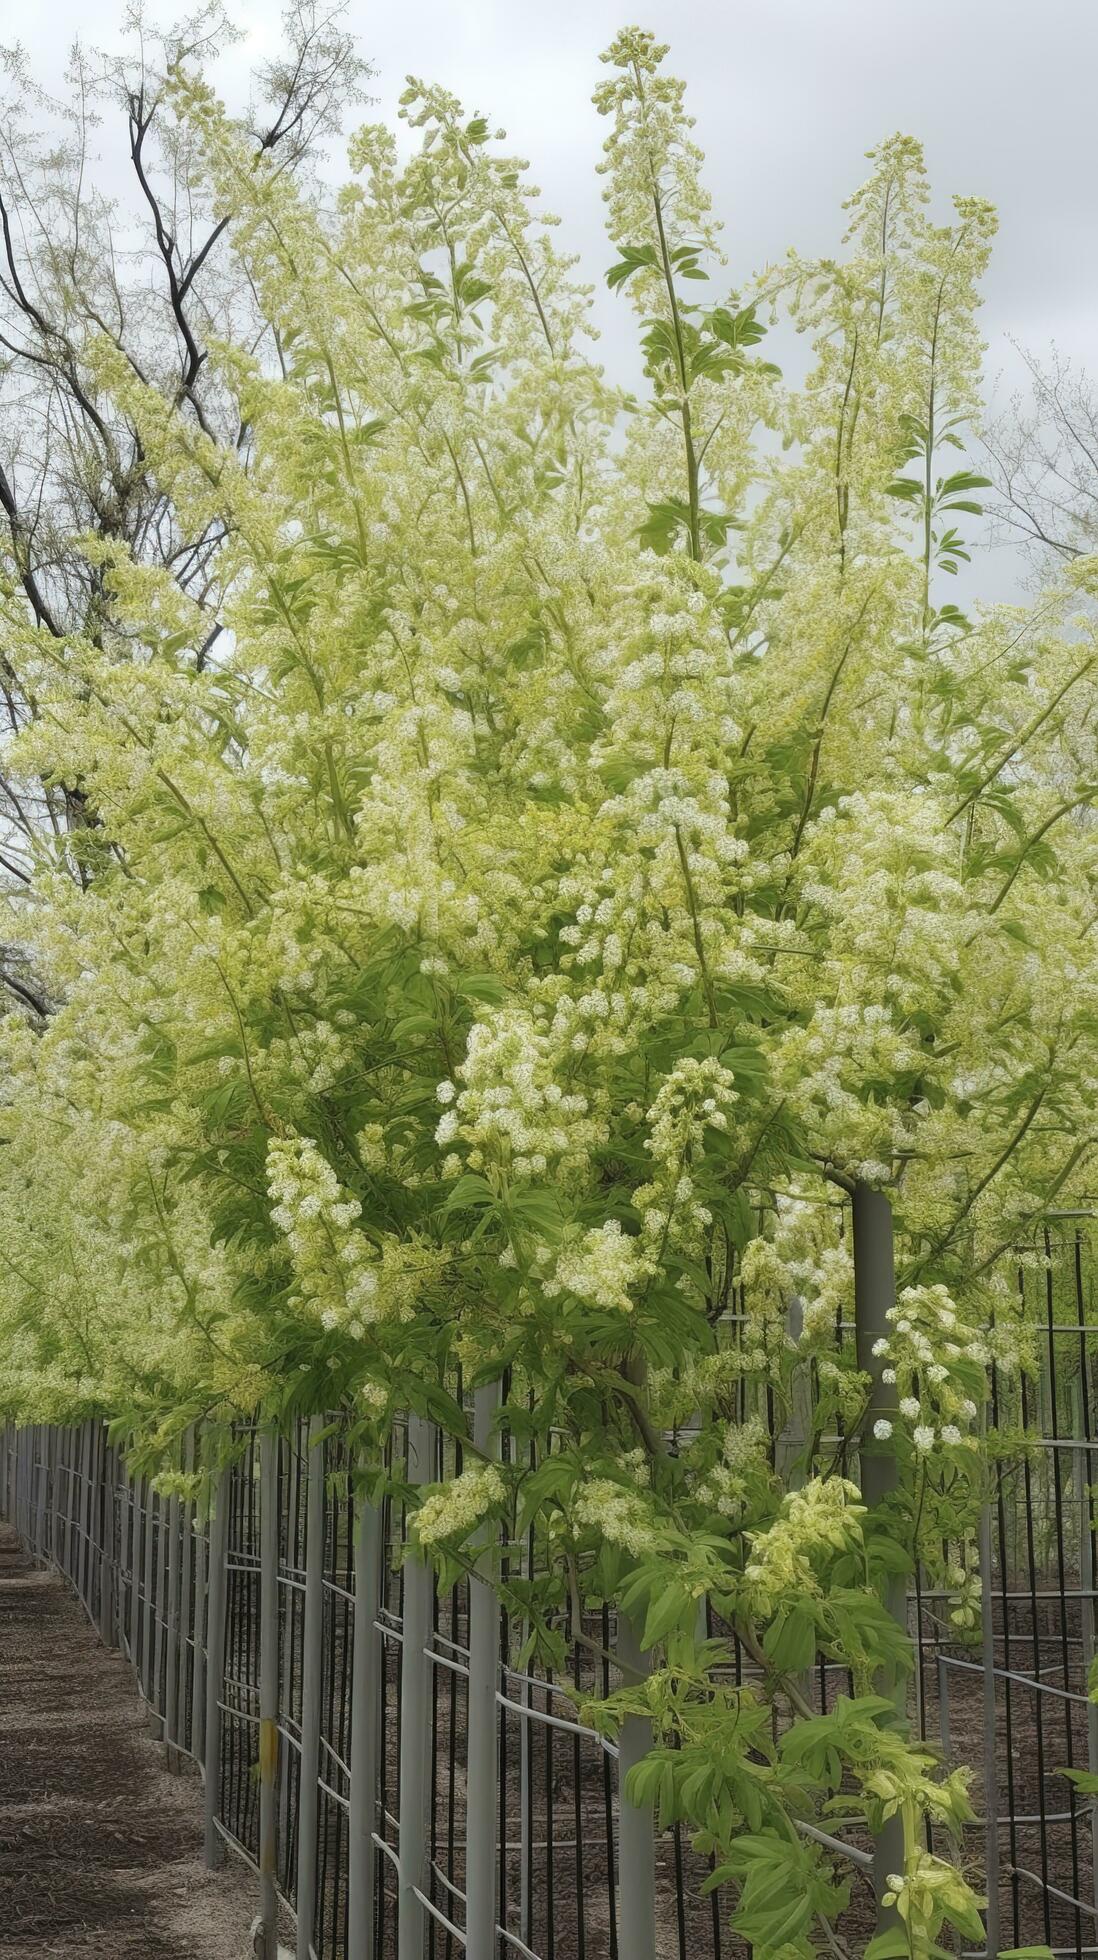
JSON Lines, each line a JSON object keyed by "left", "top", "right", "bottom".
{"left": 11, "top": 0, "right": 1098, "bottom": 589}
{"left": 15, "top": 0, "right": 1097, "bottom": 360}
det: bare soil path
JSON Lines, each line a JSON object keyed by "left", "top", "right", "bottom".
{"left": 0, "top": 1520, "right": 255, "bottom": 1958}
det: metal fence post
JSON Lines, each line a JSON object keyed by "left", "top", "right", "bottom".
{"left": 296, "top": 1416, "right": 326, "bottom": 1960}
{"left": 57, "top": 1428, "right": 66, "bottom": 1572}
{"left": 615, "top": 1608, "right": 657, "bottom": 1960}
{"left": 193, "top": 1466, "right": 209, "bottom": 1768}
{"left": 397, "top": 1414, "right": 433, "bottom": 1959}
{"left": 128, "top": 1466, "right": 143, "bottom": 1670}
{"left": 178, "top": 1430, "right": 195, "bottom": 1756}
{"left": 165, "top": 1487, "right": 182, "bottom": 1761}
{"left": 142, "top": 1478, "right": 157, "bottom": 1707}
{"left": 71, "top": 1427, "right": 80, "bottom": 1584}
{"left": 203, "top": 1465, "right": 230, "bottom": 1869}
{"left": 34, "top": 1426, "right": 46, "bottom": 1560}
{"left": 74, "top": 1426, "right": 84, "bottom": 1598}
{"left": 466, "top": 1381, "right": 501, "bottom": 1959}
{"left": 153, "top": 1484, "right": 168, "bottom": 1730}
{"left": 81, "top": 1422, "right": 94, "bottom": 1611}
{"left": 852, "top": 1181, "right": 906, "bottom": 1924}
{"left": 1073, "top": 1386, "right": 1098, "bottom": 1920}
{"left": 100, "top": 1435, "right": 116, "bottom": 1649}
{"left": 978, "top": 1499, "right": 1001, "bottom": 1957}
{"left": 258, "top": 1430, "right": 280, "bottom": 1952}
{"left": 349, "top": 1454, "right": 383, "bottom": 1959}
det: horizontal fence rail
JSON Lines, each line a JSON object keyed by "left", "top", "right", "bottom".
{"left": 3, "top": 1232, "right": 1098, "bottom": 1955}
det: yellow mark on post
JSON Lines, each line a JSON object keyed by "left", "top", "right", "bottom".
{"left": 259, "top": 1716, "right": 279, "bottom": 1785}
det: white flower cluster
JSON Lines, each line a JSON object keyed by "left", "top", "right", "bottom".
{"left": 743, "top": 1477, "right": 865, "bottom": 1612}
{"left": 439, "top": 1007, "right": 605, "bottom": 1182}
{"left": 635, "top": 1056, "right": 737, "bottom": 1260}
{"left": 413, "top": 1463, "right": 505, "bottom": 1547}
{"left": 572, "top": 1477, "right": 660, "bottom": 1555}
{"left": 775, "top": 1001, "right": 921, "bottom": 1183}
{"left": 695, "top": 1414, "right": 771, "bottom": 1518}
{"left": 872, "top": 1283, "right": 983, "bottom": 1455}
{"left": 740, "top": 1197, "right": 855, "bottom": 1348}
{"left": 548, "top": 1218, "right": 645, "bottom": 1314}
{"left": 268, "top": 1134, "right": 380, "bottom": 1335}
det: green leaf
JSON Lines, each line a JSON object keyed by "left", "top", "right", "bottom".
{"left": 1060, "top": 1766, "right": 1098, "bottom": 1795}
{"left": 638, "top": 499, "right": 688, "bottom": 555}
{"left": 606, "top": 244, "right": 658, "bottom": 290}
{"left": 865, "top": 1935, "right": 912, "bottom": 1960}
{"left": 763, "top": 1600, "right": 817, "bottom": 1673}
{"left": 642, "top": 1580, "right": 691, "bottom": 1648}
{"left": 440, "top": 1173, "right": 496, "bottom": 1214}
{"left": 938, "top": 470, "right": 992, "bottom": 495}
{"left": 708, "top": 304, "right": 767, "bottom": 349}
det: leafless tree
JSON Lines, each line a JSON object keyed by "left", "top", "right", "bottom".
{"left": 983, "top": 341, "right": 1098, "bottom": 568}
{"left": 0, "top": 4, "right": 369, "bottom": 1012}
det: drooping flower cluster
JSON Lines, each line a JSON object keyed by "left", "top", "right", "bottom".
{"left": 267, "top": 1136, "right": 381, "bottom": 1335}
{"left": 743, "top": 1479, "right": 866, "bottom": 1613}
{"left": 412, "top": 1462, "right": 506, "bottom": 1547}
{"left": 439, "top": 1009, "right": 606, "bottom": 1184}
{"left": 872, "top": 1284, "right": 986, "bottom": 1453}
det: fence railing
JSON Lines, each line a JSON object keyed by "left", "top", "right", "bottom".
{"left": 3, "top": 1406, "right": 774, "bottom": 1960}
{"left": 5, "top": 1232, "right": 1098, "bottom": 1957}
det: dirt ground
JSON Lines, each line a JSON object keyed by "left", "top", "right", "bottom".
{"left": 0, "top": 1521, "right": 257, "bottom": 1959}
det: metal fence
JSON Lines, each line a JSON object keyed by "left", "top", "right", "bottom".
{"left": 3, "top": 1229, "right": 1098, "bottom": 1958}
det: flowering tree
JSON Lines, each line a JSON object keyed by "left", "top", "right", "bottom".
{"left": 2, "top": 23, "right": 1098, "bottom": 1955}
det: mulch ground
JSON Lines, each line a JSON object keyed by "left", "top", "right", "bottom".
{"left": 0, "top": 1521, "right": 256, "bottom": 1958}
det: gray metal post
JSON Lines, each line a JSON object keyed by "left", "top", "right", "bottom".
{"left": 203, "top": 1466, "right": 230, "bottom": 1868}
{"left": 348, "top": 1462, "right": 383, "bottom": 1958}
{"left": 978, "top": 1501, "right": 1001, "bottom": 1956}
{"left": 34, "top": 1427, "right": 46, "bottom": 1560}
{"left": 143, "top": 1479, "right": 157, "bottom": 1703}
{"left": 55, "top": 1428, "right": 62, "bottom": 1568}
{"left": 100, "top": 1435, "right": 116, "bottom": 1649}
{"left": 81, "top": 1426, "right": 95, "bottom": 1607}
{"left": 59, "top": 1428, "right": 67, "bottom": 1571}
{"left": 71, "top": 1426, "right": 80, "bottom": 1585}
{"left": 178, "top": 1430, "right": 195, "bottom": 1755}
{"left": 42, "top": 1427, "right": 50, "bottom": 1565}
{"left": 1073, "top": 1387, "right": 1098, "bottom": 1918}
{"left": 45, "top": 1427, "right": 55, "bottom": 1564}
{"left": 193, "top": 1471, "right": 209, "bottom": 1768}
{"left": 74, "top": 1427, "right": 83, "bottom": 1595}
{"left": 466, "top": 1383, "right": 501, "bottom": 1960}
{"left": 165, "top": 1489, "right": 182, "bottom": 1759}
{"left": 615, "top": 1609, "right": 657, "bottom": 1960}
{"left": 153, "top": 1486, "right": 168, "bottom": 1730}
{"left": 128, "top": 1468, "right": 143, "bottom": 1670}
{"left": 397, "top": 1414, "right": 434, "bottom": 1959}
{"left": 66, "top": 1428, "right": 73, "bottom": 1574}
{"left": 296, "top": 1417, "right": 326, "bottom": 1960}
{"left": 852, "top": 1181, "right": 906, "bottom": 1922}
{"left": 258, "top": 1431, "right": 280, "bottom": 1951}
